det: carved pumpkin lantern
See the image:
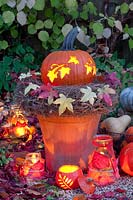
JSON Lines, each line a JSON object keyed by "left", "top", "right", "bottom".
{"left": 41, "top": 27, "right": 96, "bottom": 86}
{"left": 56, "top": 165, "right": 83, "bottom": 189}
{"left": 119, "top": 142, "right": 133, "bottom": 176}
{"left": 20, "top": 152, "right": 45, "bottom": 183}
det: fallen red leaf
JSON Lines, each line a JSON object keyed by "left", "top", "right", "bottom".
{"left": 78, "top": 176, "right": 96, "bottom": 194}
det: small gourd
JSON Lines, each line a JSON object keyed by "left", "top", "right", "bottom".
{"left": 120, "top": 87, "right": 133, "bottom": 112}
{"left": 100, "top": 115, "right": 131, "bottom": 133}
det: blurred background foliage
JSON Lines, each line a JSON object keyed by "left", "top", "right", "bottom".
{"left": 0, "top": 0, "right": 132, "bottom": 95}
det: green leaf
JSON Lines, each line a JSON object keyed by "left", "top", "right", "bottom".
{"left": 61, "top": 24, "right": 73, "bottom": 36}
{"left": 87, "top": 2, "right": 97, "bottom": 15}
{"left": 0, "top": 0, "right": 7, "bottom": 7}
{"left": 56, "top": 34, "right": 64, "bottom": 44}
{"left": 33, "top": 0, "right": 45, "bottom": 10}
{"left": 28, "top": 24, "right": 37, "bottom": 34}
{"left": 55, "top": 16, "right": 65, "bottom": 27}
{"left": 10, "top": 28, "right": 18, "bottom": 38}
{"left": 65, "top": 0, "right": 78, "bottom": 11}
{"left": 16, "top": 44, "right": 26, "bottom": 55}
{"left": 50, "top": 0, "right": 61, "bottom": 8}
{"left": 107, "top": 18, "right": 115, "bottom": 27}
{"left": 92, "top": 22, "right": 104, "bottom": 36}
{"left": 44, "top": 8, "right": 53, "bottom": 18}
{"left": 24, "top": 53, "right": 34, "bottom": 63}
{"left": 13, "top": 59, "right": 25, "bottom": 73}
{"left": 3, "top": 56, "right": 13, "bottom": 65}
{"left": 35, "top": 20, "right": 44, "bottom": 30}
{"left": 2, "top": 11, "right": 15, "bottom": 24}
{"left": 129, "top": 38, "right": 133, "bottom": 50}
{"left": 120, "top": 3, "right": 129, "bottom": 14}
{"left": 44, "top": 19, "right": 53, "bottom": 29}
{"left": 80, "top": 11, "right": 88, "bottom": 20}
{"left": 68, "top": 10, "right": 79, "bottom": 19}
{"left": 38, "top": 30, "right": 49, "bottom": 42}
{"left": 0, "top": 40, "right": 8, "bottom": 50}
{"left": 90, "top": 36, "right": 96, "bottom": 44}
{"left": 53, "top": 93, "right": 75, "bottom": 115}
{"left": 128, "top": 27, "right": 133, "bottom": 37}
{"left": 27, "top": 11, "right": 37, "bottom": 23}
{"left": 53, "top": 24, "right": 60, "bottom": 35}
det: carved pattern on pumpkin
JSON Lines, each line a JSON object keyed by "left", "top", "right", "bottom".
{"left": 57, "top": 173, "right": 74, "bottom": 189}
{"left": 47, "top": 64, "right": 71, "bottom": 82}
{"left": 68, "top": 56, "right": 79, "bottom": 64}
{"left": 84, "top": 60, "right": 96, "bottom": 75}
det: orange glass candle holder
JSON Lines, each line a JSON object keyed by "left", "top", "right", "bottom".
{"left": 20, "top": 152, "right": 45, "bottom": 183}
{"left": 56, "top": 165, "right": 83, "bottom": 190}
{"left": 88, "top": 134, "right": 120, "bottom": 186}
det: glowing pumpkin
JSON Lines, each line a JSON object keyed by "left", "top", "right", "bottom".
{"left": 41, "top": 27, "right": 96, "bottom": 86}
{"left": 125, "top": 126, "right": 133, "bottom": 143}
{"left": 55, "top": 165, "right": 83, "bottom": 189}
{"left": 119, "top": 142, "right": 133, "bottom": 176}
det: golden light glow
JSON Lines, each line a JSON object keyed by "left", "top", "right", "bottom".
{"left": 68, "top": 56, "right": 79, "bottom": 64}
{"left": 47, "top": 64, "right": 70, "bottom": 82}
{"left": 59, "top": 165, "right": 80, "bottom": 173}
{"left": 14, "top": 127, "right": 26, "bottom": 137}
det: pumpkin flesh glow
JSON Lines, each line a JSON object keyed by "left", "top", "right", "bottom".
{"left": 55, "top": 165, "right": 83, "bottom": 189}
{"left": 119, "top": 142, "right": 133, "bottom": 176}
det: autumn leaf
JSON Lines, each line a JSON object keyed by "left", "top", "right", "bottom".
{"left": 31, "top": 83, "right": 58, "bottom": 102}
{"left": 53, "top": 94, "right": 75, "bottom": 115}
{"left": 97, "top": 84, "right": 115, "bottom": 106}
{"left": 78, "top": 176, "right": 96, "bottom": 194}
{"left": 103, "top": 93, "right": 113, "bottom": 106}
{"left": 80, "top": 87, "right": 97, "bottom": 105}
{"left": 24, "top": 83, "right": 40, "bottom": 95}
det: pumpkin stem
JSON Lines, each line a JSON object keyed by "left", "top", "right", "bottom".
{"left": 61, "top": 26, "right": 80, "bottom": 50}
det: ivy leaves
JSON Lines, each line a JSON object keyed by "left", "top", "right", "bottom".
{"left": 80, "top": 87, "right": 97, "bottom": 105}
{"left": 53, "top": 94, "right": 75, "bottom": 116}
{"left": 23, "top": 79, "right": 116, "bottom": 115}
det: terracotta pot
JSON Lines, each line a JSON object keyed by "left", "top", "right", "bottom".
{"left": 37, "top": 113, "right": 101, "bottom": 172}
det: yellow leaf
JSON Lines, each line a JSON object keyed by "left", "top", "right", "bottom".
{"left": 53, "top": 94, "right": 75, "bottom": 115}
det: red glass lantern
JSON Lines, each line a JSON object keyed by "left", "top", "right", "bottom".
{"left": 20, "top": 152, "right": 45, "bottom": 183}
{"left": 56, "top": 165, "right": 83, "bottom": 189}
{"left": 119, "top": 142, "right": 133, "bottom": 176}
{"left": 88, "top": 135, "right": 120, "bottom": 186}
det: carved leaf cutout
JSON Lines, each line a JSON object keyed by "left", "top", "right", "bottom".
{"left": 57, "top": 174, "right": 74, "bottom": 189}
